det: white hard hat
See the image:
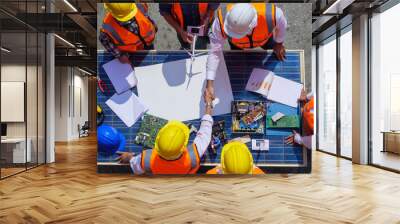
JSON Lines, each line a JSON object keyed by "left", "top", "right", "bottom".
{"left": 224, "top": 3, "right": 258, "bottom": 39}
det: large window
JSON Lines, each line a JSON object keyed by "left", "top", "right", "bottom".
{"left": 370, "top": 3, "right": 400, "bottom": 171}
{"left": 317, "top": 36, "right": 337, "bottom": 154}
{"left": 339, "top": 27, "right": 352, "bottom": 158}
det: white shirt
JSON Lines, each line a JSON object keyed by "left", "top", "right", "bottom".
{"left": 130, "top": 114, "right": 214, "bottom": 174}
{"left": 206, "top": 6, "right": 287, "bottom": 81}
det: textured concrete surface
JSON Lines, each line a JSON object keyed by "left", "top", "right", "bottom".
{"left": 97, "top": 3, "right": 312, "bottom": 90}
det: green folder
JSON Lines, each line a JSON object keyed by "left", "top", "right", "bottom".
{"left": 266, "top": 115, "right": 300, "bottom": 128}
{"left": 135, "top": 114, "right": 168, "bottom": 149}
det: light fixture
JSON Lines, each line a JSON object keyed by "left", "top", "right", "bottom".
{"left": 322, "top": 0, "right": 354, "bottom": 15}
{"left": 78, "top": 67, "right": 92, "bottom": 76}
{"left": 63, "top": 0, "right": 78, "bottom": 12}
{"left": 1, "top": 47, "right": 11, "bottom": 53}
{"left": 54, "top": 34, "right": 75, "bottom": 48}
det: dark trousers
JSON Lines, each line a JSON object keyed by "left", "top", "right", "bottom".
{"left": 228, "top": 38, "right": 276, "bottom": 50}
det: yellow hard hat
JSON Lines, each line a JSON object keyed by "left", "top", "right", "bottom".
{"left": 221, "top": 142, "right": 254, "bottom": 174}
{"left": 104, "top": 3, "right": 137, "bottom": 22}
{"left": 97, "top": 105, "right": 102, "bottom": 114}
{"left": 155, "top": 121, "right": 189, "bottom": 160}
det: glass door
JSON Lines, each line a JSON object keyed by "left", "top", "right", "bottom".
{"left": 317, "top": 35, "right": 337, "bottom": 155}
{"left": 339, "top": 27, "right": 352, "bottom": 159}
{"left": 370, "top": 3, "right": 400, "bottom": 171}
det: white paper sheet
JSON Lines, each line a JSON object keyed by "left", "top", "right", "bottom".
{"left": 267, "top": 75, "right": 303, "bottom": 108}
{"left": 135, "top": 55, "right": 234, "bottom": 121}
{"left": 106, "top": 90, "right": 148, "bottom": 127}
{"left": 102, "top": 58, "right": 137, "bottom": 94}
{"left": 245, "top": 68, "right": 274, "bottom": 97}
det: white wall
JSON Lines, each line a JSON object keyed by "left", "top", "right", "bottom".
{"left": 54, "top": 67, "right": 89, "bottom": 141}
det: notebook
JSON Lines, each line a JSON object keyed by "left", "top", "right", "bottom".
{"left": 102, "top": 58, "right": 137, "bottom": 94}
{"left": 106, "top": 90, "right": 148, "bottom": 127}
{"left": 245, "top": 68, "right": 303, "bottom": 108}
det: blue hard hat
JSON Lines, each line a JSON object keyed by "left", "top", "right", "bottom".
{"left": 98, "top": 125, "right": 126, "bottom": 155}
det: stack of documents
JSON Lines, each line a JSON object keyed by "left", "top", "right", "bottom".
{"left": 245, "top": 68, "right": 303, "bottom": 108}
{"left": 102, "top": 59, "right": 146, "bottom": 127}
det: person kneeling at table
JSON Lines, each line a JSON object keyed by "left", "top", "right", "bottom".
{"left": 207, "top": 142, "right": 265, "bottom": 174}
{"left": 118, "top": 90, "right": 214, "bottom": 174}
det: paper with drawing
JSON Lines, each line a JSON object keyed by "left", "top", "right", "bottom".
{"left": 135, "top": 55, "right": 233, "bottom": 121}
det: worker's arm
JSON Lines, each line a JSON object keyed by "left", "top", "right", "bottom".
{"left": 284, "top": 131, "right": 312, "bottom": 150}
{"left": 206, "top": 18, "right": 225, "bottom": 98}
{"left": 130, "top": 154, "right": 145, "bottom": 175}
{"left": 116, "top": 152, "right": 145, "bottom": 175}
{"left": 273, "top": 7, "right": 287, "bottom": 44}
{"left": 193, "top": 90, "right": 214, "bottom": 158}
{"left": 159, "top": 4, "right": 193, "bottom": 44}
{"left": 99, "top": 31, "right": 130, "bottom": 64}
{"left": 272, "top": 7, "right": 288, "bottom": 61}
{"left": 200, "top": 3, "right": 220, "bottom": 31}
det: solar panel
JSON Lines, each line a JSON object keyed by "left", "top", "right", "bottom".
{"left": 97, "top": 50, "right": 306, "bottom": 169}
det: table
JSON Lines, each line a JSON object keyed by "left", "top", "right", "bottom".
{"left": 97, "top": 50, "right": 311, "bottom": 174}
{"left": 1, "top": 138, "right": 31, "bottom": 163}
{"left": 382, "top": 131, "right": 400, "bottom": 154}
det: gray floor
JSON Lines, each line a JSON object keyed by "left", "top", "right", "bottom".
{"left": 97, "top": 3, "right": 312, "bottom": 90}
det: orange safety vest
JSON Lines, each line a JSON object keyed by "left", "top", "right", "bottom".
{"left": 101, "top": 3, "right": 156, "bottom": 53}
{"left": 303, "top": 97, "right": 314, "bottom": 136}
{"left": 141, "top": 144, "right": 200, "bottom": 174}
{"left": 206, "top": 166, "right": 265, "bottom": 174}
{"left": 218, "top": 3, "right": 276, "bottom": 49}
{"left": 171, "top": 3, "right": 212, "bottom": 29}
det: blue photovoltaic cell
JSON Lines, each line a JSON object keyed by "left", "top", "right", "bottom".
{"left": 97, "top": 51, "right": 305, "bottom": 166}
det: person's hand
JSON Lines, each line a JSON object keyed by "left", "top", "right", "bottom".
{"left": 180, "top": 30, "right": 194, "bottom": 44}
{"left": 298, "top": 88, "right": 307, "bottom": 102}
{"left": 273, "top": 42, "right": 286, "bottom": 61}
{"left": 118, "top": 55, "right": 131, "bottom": 64}
{"left": 204, "top": 87, "right": 214, "bottom": 104}
{"left": 200, "top": 16, "right": 210, "bottom": 34}
{"left": 206, "top": 80, "right": 215, "bottom": 100}
{"left": 285, "top": 130, "right": 302, "bottom": 145}
{"left": 116, "top": 152, "right": 134, "bottom": 164}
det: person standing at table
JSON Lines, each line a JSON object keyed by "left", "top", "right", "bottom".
{"left": 117, "top": 90, "right": 215, "bottom": 174}
{"left": 206, "top": 142, "right": 265, "bottom": 174}
{"left": 285, "top": 91, "right": 314, "bottom": 149}
{"left": 159, "top": 3, "right": 219, "bottom": 49}
{"left": 99, "top": 3, "right": 157, "bottom": 64}
{"left": 205, "top": 3, "right": 287, "bottom": 98}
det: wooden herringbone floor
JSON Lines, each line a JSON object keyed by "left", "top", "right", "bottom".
{"left": 1, "top": 136, "right": 400, "bottom": 224}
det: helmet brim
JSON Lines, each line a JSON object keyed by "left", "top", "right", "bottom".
{"left": 223, "top": 22, "right": 248, "bottom": 39}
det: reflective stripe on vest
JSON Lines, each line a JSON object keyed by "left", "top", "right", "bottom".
{"left": 102, "top": 23, "right": 125, "bottom": 45}
{"left": 218, "top": 3, "right": 276, "bottom": 49}
{"left": 136, "top": 3, "right": 146, "bottom": 14}
{"left": 143, "top": 149, "right": 153, "bottom": 174}
{"left": 141, "top": 144, "right": 199, "bottom": 174}
{"left": 265, "top": 3, "right": 275, "bottom": 35}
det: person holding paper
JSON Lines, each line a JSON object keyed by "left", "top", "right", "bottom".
{"left": 99, "top": 3, "right": 157, "bottom": 64}
{"left": 159, "top": 3, "right": 219, "bottom": 49}
{"left": 206, "top": 142, "right": 265, "bottom": 174}
{"left": 285, "top": 91, "right": 314, "bottom": 149}
{"left": 205, "top": 3, "right": 287, "bottom": 98}
{"left": 117, "top": 89, "right": 215, "bottom": 174}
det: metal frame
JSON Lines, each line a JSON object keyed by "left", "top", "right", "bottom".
{"left": 0, "top": 0, "right": 47, "bottom": 180}
{"left": 367, "top": 0, "right": 400, "bottom": 172}
{"left": 315, "top": 20, "right": 353, "bottom": 161}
